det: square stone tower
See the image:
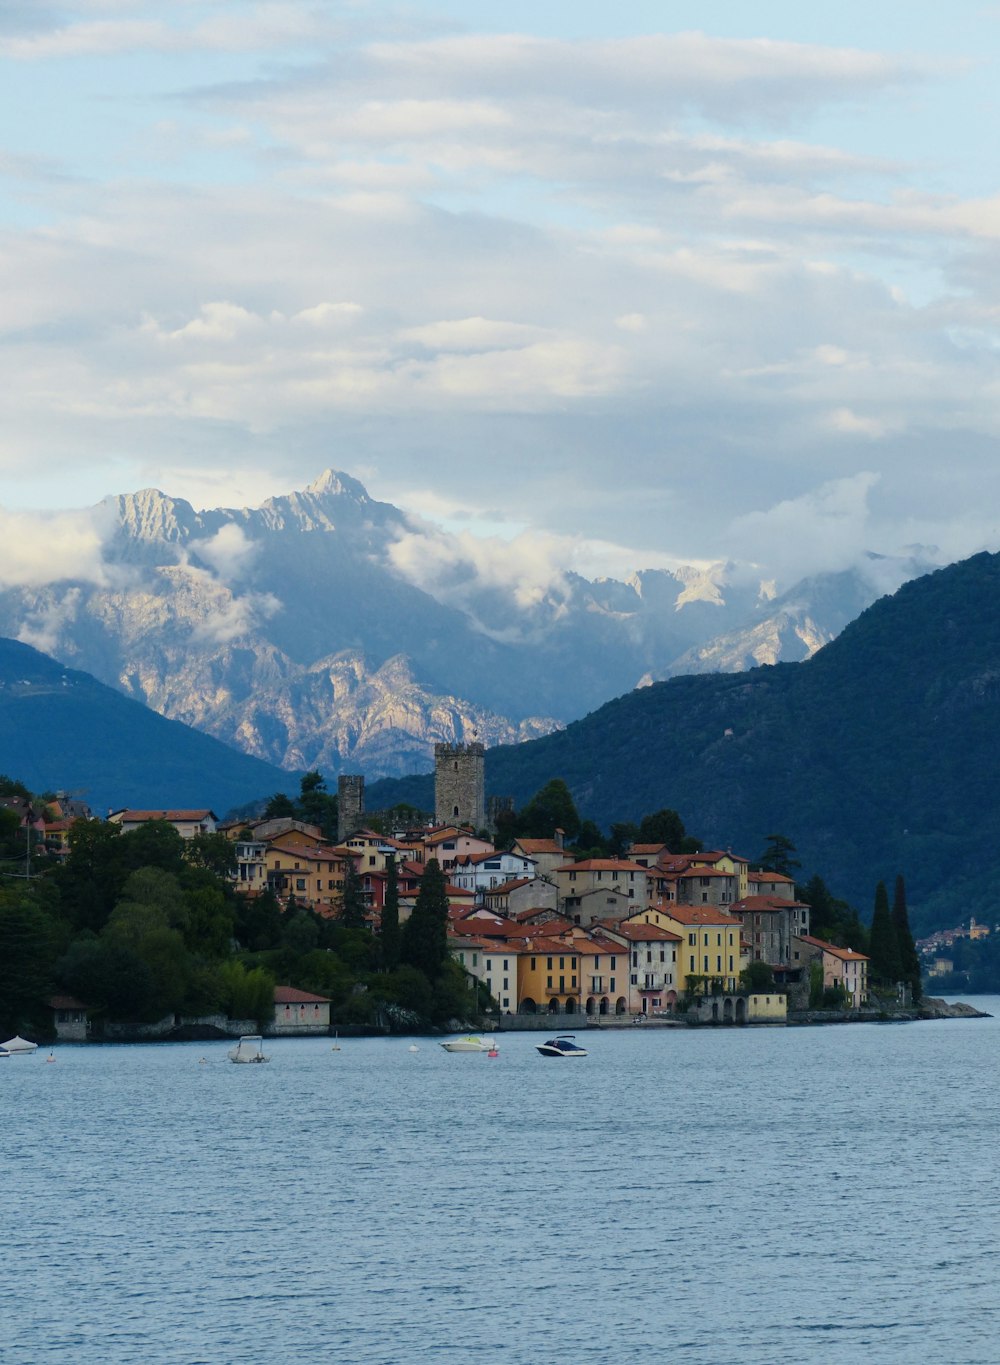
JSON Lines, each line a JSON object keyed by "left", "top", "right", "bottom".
{"left": 434, "top": 742, "right": 485, "bottom": 830}
{"left": 337, "top": 774, "right": 365, "bottom": 842}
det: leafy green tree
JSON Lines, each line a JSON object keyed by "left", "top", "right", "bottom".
{"left": 282, "top": 909, "right": 320, "bottom": 955}
{"left": 0, "top": 891, "right": 57, "bottom": 1035}
{"left": 380, "top": 855, "right": 401, "bottom": 970}
{"left": 186, "top": 833, "right": 237, "bottom": 879}
{"left": 808, "top": 961, "right": 824, "bottom": 1008}
{"left": 57, "top": 938, "right": 152, "bottom": 1021}
{"left": 297, "top": 771, "right": 338, "bottom": 840}
{"left": 234, "top": 886, "right": 283, "bottom": 951}
{"left": 869, "top": 880, "right": 902, "bottom": 986}
{"left": 758, "top": 833, "right": 801, "bottom": 879}
{"left": 608, "top": 822, "right": 640, "bottom": 857}
{"left": 264, "top": 792, "right": 296, "bottom": 819}
{"left": 637, "top": 808, "right": 702, "bottom": 853}
{"left": 892, "top": 874, "right": 922, "bottom": 1002}
{"left": 515, "top": 779, "right": 581, "bottom": 842}
{"left": 574, "top": 820, "right": 607, "bottom": 856}
{"left": 401, "top": 857, "right": 449, "bottom": 980}
{"left": 740, "top": 961, "right": 775, "bottom": 992}
{"left": 218, "top": 960, "right": 275, "bottom": 1026}
{"left": 340, "top": 856, "right": 367, "bottom": 930}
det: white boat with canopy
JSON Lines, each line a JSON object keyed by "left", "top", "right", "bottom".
{"left": 227, "top": 1035, "right": 270, "bottom": 1064}
{"left": 1, "top": 1035, "right": 38, "bottom": 1054}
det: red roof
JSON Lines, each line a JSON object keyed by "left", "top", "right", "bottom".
{"left": 110, "top": 808, "right": 217, "bottom": 822}
{"left": 556, "top": 859, "right": 647, "bottom": 873}
{"left": 274, "top": 985, "right": 331, "bottom": 1004}
{"left": 797, "top": 935, "right": 869, "bottom": 962}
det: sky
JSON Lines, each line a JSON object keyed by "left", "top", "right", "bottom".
{"left": 3, "top": 0, "right": 1000, "bottom": 590}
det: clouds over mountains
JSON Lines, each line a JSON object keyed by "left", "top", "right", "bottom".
{"left": 2, "top": 5, "right": 1000, "bottom": 580}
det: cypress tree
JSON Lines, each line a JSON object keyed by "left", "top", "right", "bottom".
{"left": 401, "top": 857, "right": 449, "bottom": 980}
{"left": 892, "top": 874, "right": 922, "bottom": 1002}
{"left": 869, "top": 880, "right": 902, "bottom": 986}
{"left": 340, "top": 856, "right": 367, "bottom": 930}
{"left": 380, "top": 855, "right": 400, "bottom": 971}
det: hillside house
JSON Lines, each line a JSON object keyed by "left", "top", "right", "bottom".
{"left": 107, "top": 808, "right": 218, "bottom": 838}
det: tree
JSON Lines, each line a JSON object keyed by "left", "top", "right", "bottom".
{"left": 380, "top": 855, "right": 400, "bottom": 971}
{"left": 0, "top": 892, "right": 56, "bottom": 1035}
{"left": 637, "top": 808, "right": 702, "bottom": 853}
{"left": 186, "top": 833, "right": 237, "bottom": 879}
{"left": 758, "top": 833, "right": 801, "bottom": 879}
{"left": 401, "top": 857, "right": 449, "bottom": 980}
{"left": 869, "top": 880, "right": 902, "bottom": 986}
{"left": 340, "top": 856, "right": 367, "bottom": 931}
{"left": 297, "top": 771, "right": 338, "bottom": 840}
{"left": 892, "top": 874, "right": 922, "bottom": 1002}
{"left": 515, "top": 779, "right": 581, "bottom": 842}
{"left": 264, "top": 792, "right": 296, "bottom": 819}
{"left": 740, "top": 961, "right": 775, "bottom": 993}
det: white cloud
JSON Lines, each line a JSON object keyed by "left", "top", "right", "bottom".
{"left": 191, "top": 523, "right": 258, "bottom": 581}
{"left": 0, "top": 508, "right": 111, "bottom": 587}
{"left": 725, "top": 474, "right": 882, "bottom": 583}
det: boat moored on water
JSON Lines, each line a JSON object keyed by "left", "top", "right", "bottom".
{"left": 227, "top": 1035, "right": 270, "bottom": 1064}
{"left": 536, "top": 1034, "right": 588, "bottom": 1058}
{"left": 1, "top": 1035, "right": 38, "bottom": 1055}
{"left": 440, "top": 1035, "right": 496, "bottom": 1053}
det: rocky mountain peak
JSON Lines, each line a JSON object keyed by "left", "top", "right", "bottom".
{"left": 104, "top": 488, "right": 199, "bottom": 547}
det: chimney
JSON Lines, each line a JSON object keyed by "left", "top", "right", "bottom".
{"left": 554, "top": 827, "right": 564, "bottom": 850}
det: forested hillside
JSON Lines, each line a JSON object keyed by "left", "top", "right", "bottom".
{"left": 371, "top": 553, "right": 1000, "bottom": 934}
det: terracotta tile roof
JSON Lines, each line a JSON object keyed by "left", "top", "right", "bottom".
{"left": 655, "top": 904, "right": 743, "bottom": 927}
{"left": 274, "top": 985, "right": 331, "bottom": 1004}
{"left": 110, "top": 808, "right": 217, "bottom": 822}
{"left": 750, "top": 871, "right": 796, "bottom": 884}
{"left": 609, "top": 922, "right": 683, "bottom": 943}
{"left": 514, "top": 838, "right": 566, "bottom": 854}
{"left": 486, "top": 877, "right": 535, "bottom": 895}
{"left": 796, "top": 935, "right": 869, "bottom": 962}
{"left": 732, "top": 895, "right": 810, "bottom": 912}
{"left": 556, "top": 859, "right": 647, "bottom": 873}
{"left": 48, "top": 994, "right": 87, "bottom": 1010}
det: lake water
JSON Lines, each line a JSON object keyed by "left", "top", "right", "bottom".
{"left": 4, "top": 1004, "right": 1000, "bottom": 1365}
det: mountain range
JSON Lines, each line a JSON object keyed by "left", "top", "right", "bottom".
{"left": 369, "top": 552, "right": 1000, "bottom": 934}
{"left": 0, "top": 637, "right": 293, "bottom": 816}
{"left": 0, "top": 470, "right": 930, "bottom": 777}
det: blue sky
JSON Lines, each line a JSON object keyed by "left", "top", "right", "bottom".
{"left": 3, "top": 0, "right": 1000, "bottom": 592}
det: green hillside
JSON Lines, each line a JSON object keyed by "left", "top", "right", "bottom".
{"left": 371, "top": 553, "right": 1000, "bottom": 933}
{"left": 0, "top": 638, "right": 295, "bottom": 816}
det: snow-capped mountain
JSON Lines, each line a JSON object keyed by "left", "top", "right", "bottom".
{"left": 0, "top": 471, "right": 933, "bottom": 778}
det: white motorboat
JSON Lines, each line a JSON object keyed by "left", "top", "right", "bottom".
{"left": 227, "top": 1035, "right": 270, "bottom": 1064}
{"left": 440, "top": 1035, "right": 496, "bottom": 1053}
{"left": 536, "top": 1034, "right": 588, "bottom": 1058}
{"left": 1, "top": 1035, "right": 38, "bottom": 1054}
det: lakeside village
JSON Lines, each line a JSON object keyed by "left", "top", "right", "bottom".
{"left": 1, "top": 744, "right": 986, "bottom": 1045}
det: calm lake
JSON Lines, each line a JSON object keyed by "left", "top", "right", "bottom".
{"left": 5, "top": 1003, "right": 1000, "bottom": 1365}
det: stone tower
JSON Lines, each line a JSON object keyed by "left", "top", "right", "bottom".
{"left": 337, "top": 774, "right": 365, "bottom": 842}
{"left": 434, "top": 742, "right": 485, "bottom": 830}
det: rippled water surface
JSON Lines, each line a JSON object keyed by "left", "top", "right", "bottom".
{"left": 5, "top": 1004, "right": 1000, "bottom": 1364}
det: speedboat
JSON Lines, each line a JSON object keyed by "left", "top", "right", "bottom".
{"left": 440, "top": 1035, "right": 495, "bottom": 1053}
{"left": 536, "top": 1034, "right": 588, "bottom": 1058}
{"left": 227, "top": 1035, "right": 270, "bottom": 1064}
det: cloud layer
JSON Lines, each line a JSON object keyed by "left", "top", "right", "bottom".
{"left": 1, "top": 4, "right": 1000, "bottom": 583}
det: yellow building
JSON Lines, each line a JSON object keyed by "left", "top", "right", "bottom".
{"left": 623, "top": 904, "right": 742, "bottom": 992}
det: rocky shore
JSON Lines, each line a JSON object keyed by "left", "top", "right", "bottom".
{"left": 788, "top": 996, "right": 991, "bottom": 1026}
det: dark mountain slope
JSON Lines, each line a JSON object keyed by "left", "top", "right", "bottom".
{"left": 0, "top": 637, "right": 294, "bottom": 816}
{"left": 371, "top": 553, "right": 1000, "bottom": 932}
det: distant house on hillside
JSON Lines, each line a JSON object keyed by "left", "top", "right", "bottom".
{"left": 107, "top": 808, "right": 218, "bottom": 838}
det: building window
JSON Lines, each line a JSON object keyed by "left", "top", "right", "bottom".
{"left": 630, "top": 974, "right": 638, "bottom": 985}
